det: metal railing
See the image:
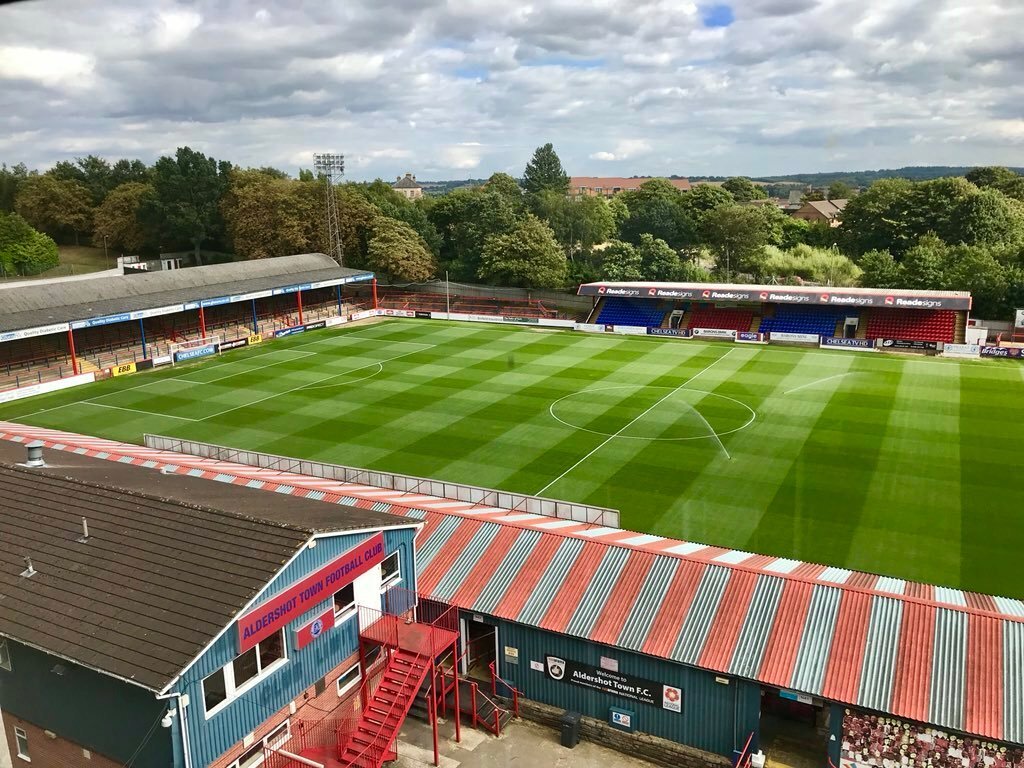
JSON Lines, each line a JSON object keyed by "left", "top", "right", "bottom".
{"left": 143, "top": 434, "right": 620, "bottom": 527}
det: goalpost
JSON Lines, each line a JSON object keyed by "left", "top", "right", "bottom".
{"left": 168, "top": 335, "right": 223, "bottom": 365}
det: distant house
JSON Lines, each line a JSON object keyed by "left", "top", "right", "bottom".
{"left": 792, "top": 198, "right": 849, "bottom": 226}
{"left": 569, "top": 176, "right": 691, "bottom": 199}
{"left": 393, "top": 172, "right": 423, "bottom": 200}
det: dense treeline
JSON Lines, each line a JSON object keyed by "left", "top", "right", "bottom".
{"left": 2, "top": 147, "right": 1023, "bottom": 316}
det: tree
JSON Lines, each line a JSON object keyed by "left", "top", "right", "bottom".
{"left": 966, "top": 167, "right": 1024, "bottom": 201}
{"left": 0, "top": 211, "right": 58, "bottom": 277}
{"left": 701, "top": 204, "right": 771, "bottom": 280}
{"left": 298, "top": 168, "right": 315, "bottom": 182}
{"left": 901, "top": 235, "right": 948, "bottom": 289}
{"left": 858, "top": 249, "right": 904, "bottom": 288}
{"left": 522, "top": 143, "right": 569, "bottom": 196}
{"left": 944, "top": 245, "right": 1009, "bottom": 317}
{"left": 531, "top": 191, "right": 614, "bottom": 257}
{"left": 93, "top": 182, "right": 156, "bottom": 254}
{"left": 428, "top": 187, "right": 521, "bottom": 280}
{"left": 144, "top": 147, "right": 232, "bottom": 264}
{"left": 838, "top": 178, "right": 915, "bottom": 256}
{"left": 15, "top": 174, "right": 94, "bottom": 243}
{"left": 484, "top": 172, "right": 524, "bottom": 207}
{"left": 0, "top": 163, "right": 30, "bottom": 213}
{"left": 366, "top": 216, "right": 436, "bottom": 282}
{"left": 722, "top": 177, "right": 768, "bottom": 203}
{"left": 677, "top": 184, "right": 734, "bottom": 236}
{"left": 599, "top": 240, "right": 643, "bottom": 281}
{"left": 110, "top": 159, "right": 151, "bottom": 187}
{"left": 827, "top": 181, "right": 856, "bottom": 200}
{"left": 48, "top": 155, "right": 114, "bottom": 205}
{"left": 637, "top": 233, "right": 680, "bottom": 280}
{"left": 618, "top": 179, "right": 693, "bottom": 248}
{"left": 479, "top": 214, "right": 567, "bottom": 289}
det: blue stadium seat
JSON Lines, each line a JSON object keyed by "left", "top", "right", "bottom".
{"left": 596, "top": 298, "right": 667, "bottom": 327}
{"left": 759, "top": 307, "right": 853, "bottom": 338}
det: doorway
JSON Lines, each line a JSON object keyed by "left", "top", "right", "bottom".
{"left": 460, "top": 616, "right": 498, "bottom": 683}
{"left": 759, "top": 688, "right": 828, "bottom": 768}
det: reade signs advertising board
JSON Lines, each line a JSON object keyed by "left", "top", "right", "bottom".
{"left": 236, "top": 533, "right": 385, "bottom": 652}
{"left": 544, "top": 656, "right": 683, "bottom": 714}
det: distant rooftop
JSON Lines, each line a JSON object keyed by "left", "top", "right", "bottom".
{"left": 570, "top": 176, "right": 692, "bottom": 193}
{"left": 394, "top": 173, "right": 422, "bottom": 189}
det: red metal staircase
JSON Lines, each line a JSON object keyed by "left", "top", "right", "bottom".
{"left": 336, "top": 649, "right": 430, "bottom": 767}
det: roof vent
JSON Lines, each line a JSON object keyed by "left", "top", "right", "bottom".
{"left": 77, "top": 517, "right": 90, "bottom": 544}
{"left": 20, "top": 556, "right": 36, "bottom": 578}
{"left": 25, "top": 441, "right": 45, "bottom": 468}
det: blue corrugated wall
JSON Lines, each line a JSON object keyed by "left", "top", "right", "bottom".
{"left": 493, "top": 619, "right": 762, "bottom": 757}
{"left": 175, "top": 526, "right": 417, "bottom": 768}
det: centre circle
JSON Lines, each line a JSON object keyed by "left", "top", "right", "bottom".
{"left": 549, "top": 385, "right": 756, "bottom": 442}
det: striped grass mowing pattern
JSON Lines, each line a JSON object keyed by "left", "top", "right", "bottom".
{"left": 4, "top": 319, "right": 1023, "bottom": 599}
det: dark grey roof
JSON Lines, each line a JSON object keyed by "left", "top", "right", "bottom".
{"left": 393, "top": 174, "right": 421, "bottom": 189}
{"left": 0, "top": 253, "right": 372, "bottom": 334}
{"left": 0, "top": 441, "right": 413, "bottom": 691}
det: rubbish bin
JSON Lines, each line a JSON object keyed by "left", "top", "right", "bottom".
{"left": 559, "top": 711, "right": 582, "bottom": 748}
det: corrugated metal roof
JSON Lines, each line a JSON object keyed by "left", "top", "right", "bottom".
{"left": 5, "top": 423, "right": 1023, "bottom": 745}
{"left": 857, "top": 596, "right": 903, "bottom": 713}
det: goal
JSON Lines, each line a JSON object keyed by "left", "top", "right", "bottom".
{"left": 168, "top": 335, "right": 223, "bottom": 364}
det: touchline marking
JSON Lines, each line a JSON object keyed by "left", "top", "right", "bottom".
{"left": 198, "top": 345, "right": 434, "bottom": 421}
{"left": 535, "top": 349, "right": 737, "bottom": 496}
{"left": 175, "top": 350, "right": 317, "bottom": 385}
{"left": 784, "top": 372, "right": 854, "bottom": 396}
{"left": 83, "top": 401, "right": 199, "bottom": 421}
{"left": 5, "top": 331, "right": 433, "bottom": 422}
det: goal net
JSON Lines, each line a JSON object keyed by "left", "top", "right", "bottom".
{"left": 168, "top": 335, "right": 223, "bottom": 364}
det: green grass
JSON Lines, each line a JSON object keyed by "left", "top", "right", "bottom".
{"left": 3, "top": 319, "right": 1023, "bottom": 598}
{"left": 1, "top": 246, "right": 111, "bottom": 282}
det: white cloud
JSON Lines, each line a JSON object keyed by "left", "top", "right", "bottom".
{"left": 152, "top": 9, "right": 202, "bottom": 50}
{"left": 0, "top": 46, "right": 94, "bottom": 88}
{"left": 441, "top": 142, "right": 485, "bottom": 169}
{"left": 589, "top": 139, "right": 652, "bottom": 161}
{"left": 0, "top": 0, "right": 1022, "bottom": 178}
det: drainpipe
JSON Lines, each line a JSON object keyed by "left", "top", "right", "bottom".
{"left": 155, "top": 691, "right": 193, "bottom": 768}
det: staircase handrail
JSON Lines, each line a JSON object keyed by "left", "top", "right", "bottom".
{"left": 488, "top": 661, "right": 520, "bottom": 718}
{"left": 339, "top": 652, "right": 426, "bottom": 768}
{"left": 336, "top": 650, "right": 391, "bottom": 755}
{"left": 734, "top": 731, "right": 755, "bottom": 768}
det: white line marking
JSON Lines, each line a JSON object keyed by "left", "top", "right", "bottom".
{"left": 535, "top": 349, "right": 736, "bottom": 496}
{"left": 784, "top": 372, "right": 854, "bottom": 396}
{"left": 5, "top": 331, "right": 432, "bottom": 422}
{"left": 83, "top": 401, "right": 199, "bottom": 421}
{"left": 198, "top": 346, "right": 433, "bottom": 421}
{"left": 176, "top": 350, "right": 317, "bottom": 385}
{"left": 301, "top": 362, "right": 383, "bottom": 391}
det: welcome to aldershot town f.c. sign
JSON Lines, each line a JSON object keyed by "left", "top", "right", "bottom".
{"left": 235, "top": 533, "right": 386, "bottom": 652}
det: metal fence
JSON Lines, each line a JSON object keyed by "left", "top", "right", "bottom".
{"left": 143, "top": 434, "right": 620, "bottom": 527}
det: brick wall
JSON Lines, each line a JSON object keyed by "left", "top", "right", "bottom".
{"left": 209, "top": 652, "right": 363, "bottom": 768}
{"left": 3, "top": 714, "right": 121, "bottom": 768}
{"left": 516, "top": 699, "right": 730, "bottom": 768}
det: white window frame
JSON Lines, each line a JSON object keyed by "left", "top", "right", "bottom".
{"left": 227, "top": 720, "right": 291, "bottom": 768}
{"left": 333, "top": 581, "right": 356, "bottom": 623}
{"left": 14, "top": 726, "right": 29, "bottom": 761}
{"left": 203, "top": 629, "right": 289, "bottom": 719}
{"left": 380, "top": 551, "right": 401, "bottom": 590}
{"left": 0, "top": 638, "right": 11, "bottom": 671}
{"left": 336, "top": 662, "right": 361, "bottom": 698}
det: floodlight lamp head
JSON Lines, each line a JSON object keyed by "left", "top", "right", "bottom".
{"left": 313, "top": 152, "right": 345, "bottom": 180}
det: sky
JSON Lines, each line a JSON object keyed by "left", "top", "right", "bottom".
{"left": 1, "top": 0, "right": 1023, "bottom": 181}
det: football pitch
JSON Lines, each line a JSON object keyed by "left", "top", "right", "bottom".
{"left": 3, "top": 319, "right": 1023, "bottom": 599}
